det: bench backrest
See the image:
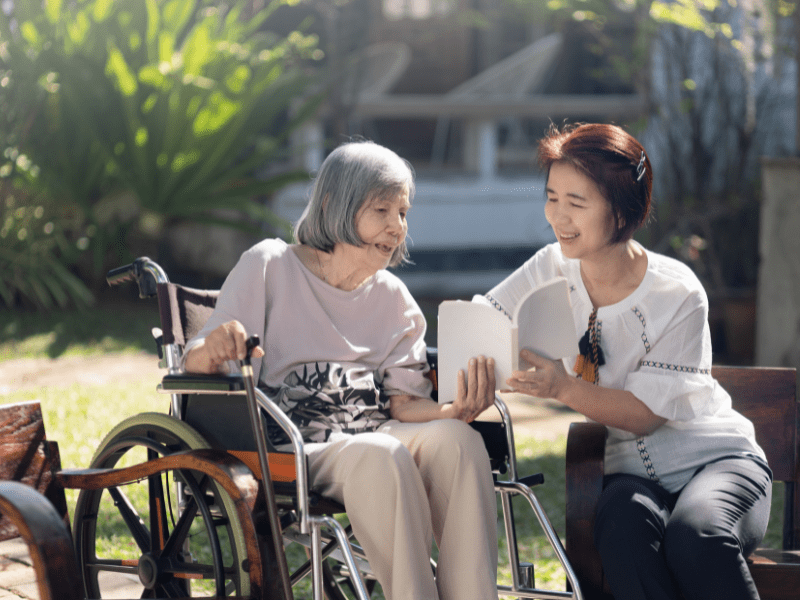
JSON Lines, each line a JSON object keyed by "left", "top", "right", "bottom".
{"left": 712, "top": 366, "right": 799, "bottom": 549}
{"left": 0, "top": 401, "right": 68, "bottom": 540}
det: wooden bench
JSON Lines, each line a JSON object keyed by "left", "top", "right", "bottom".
{"left": 0, "top": 400, "right": 81, "bottom": 600}
{"left": 0, "top": 400, "right": 279, "bottom": 600}
{"left": 565, "top": 366, "right": 799, "bottom": 600}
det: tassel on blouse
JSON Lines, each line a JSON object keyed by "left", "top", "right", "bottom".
{"left": 573, "top": 308, "right": 605, "bottom": 384}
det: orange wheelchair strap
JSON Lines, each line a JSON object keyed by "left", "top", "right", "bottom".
{"left": 425, "top": 368, "right": 438, "bottom": 392}
{"left": 227, "top": 450, "right": 297, "bottom": 483}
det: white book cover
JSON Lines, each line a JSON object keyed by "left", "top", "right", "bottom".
{"left": 436, "top": 277, "right": 579, "bottom": 404}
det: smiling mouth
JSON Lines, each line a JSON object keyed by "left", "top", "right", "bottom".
{"left": 559, "top": 233, "right": 579, "bottom": 240}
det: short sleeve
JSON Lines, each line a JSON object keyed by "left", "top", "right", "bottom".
{"left": 379, "top": 290, "right": 434, "bottom": 400}
{"left": 482, "top": 245, "right": 564, "bottom": 317}
{"left": 623, "top": 291, "right": 719, "bottom": 421}
{"left": 182, "top": 244, "right": 268, "bottom": 381}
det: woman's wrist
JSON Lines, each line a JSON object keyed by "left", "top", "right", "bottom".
{"left": 552, "top": 373, "right": 575, "bottom": 404}
{"left": 184, "top": 342, "right": 219, "bottom": 374}
{"left": 440, "top": 402, "right": 461, "bottom": 420}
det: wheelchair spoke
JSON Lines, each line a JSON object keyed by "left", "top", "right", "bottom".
{"left": 155, "top": 577, "right": 192, "bottom": 599}
{"left": 107, "top": 485, "right": 151, "bottom": 554}
{"left": 165, "top": 560, "right": 236, "bottom": 580}
{"left": 147, "top": 467, "right": 170, "bottom": 552}
{"left": 158, "top": 492, "right": 199, "bottom": 558}
{"left": 84, "top": 558, "right": 140, "bottom": 576}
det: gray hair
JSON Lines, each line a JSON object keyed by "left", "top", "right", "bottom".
{"left": 295, "top": 140, "right": 415, "bottom": 267}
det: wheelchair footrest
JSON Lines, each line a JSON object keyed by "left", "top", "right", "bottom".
{"left": 518, "top": 473, "right": 545, "bottom": 487}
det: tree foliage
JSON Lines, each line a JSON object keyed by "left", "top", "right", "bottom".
{"left": 542, "top": 0, "right": 796, "bottom": 292}
{"left": 0, "top": 0, "right": 321, "bottom": 309}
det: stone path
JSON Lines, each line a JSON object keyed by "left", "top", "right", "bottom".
{"left": 0, "top": 353, "right": 580, "bottom": 599}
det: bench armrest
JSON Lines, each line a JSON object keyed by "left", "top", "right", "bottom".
{"left": 58, "top": 449, "right": 278, "bottom": 598}
{"left": 0, "top": 481, "right": 82, "bottom": 600}
{"left": 565, "top": 421, "right": 608, "bottom": 599}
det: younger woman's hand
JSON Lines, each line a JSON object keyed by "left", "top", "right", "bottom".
{"left": 452, "top": 355, "right": 496, "bottom": 422}
{"left": 505, "top": 349, "right": 568, "bottom": 400}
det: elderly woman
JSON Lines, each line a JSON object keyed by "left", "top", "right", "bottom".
{"left": 486, "top": 123, "right": 771, "bottom": 600}
{"left": 183, "top": 140, "right": 499, "bottom": 600}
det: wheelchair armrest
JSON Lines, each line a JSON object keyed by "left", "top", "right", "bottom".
{"left": 470, "top": 420, "right": 510, "bottom": 474}
{"left": 565, "top": 421, "right": 608, "bottom": 599}
{"left": 160, "top": 372, "right": 245, "bottom": 393}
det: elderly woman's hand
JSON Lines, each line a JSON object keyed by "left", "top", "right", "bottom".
{"left": 451, "top": 356, "right": 496, "bottom": 422}
{"left": 185, "top": 320, "right": 264, "bottom": 374}
{"left": 504, "top": 349, "right": 568, "bottom": 400}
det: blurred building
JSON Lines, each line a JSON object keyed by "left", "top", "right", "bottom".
{"left": 271, "top": 0, "right": 644, "bottom": 298}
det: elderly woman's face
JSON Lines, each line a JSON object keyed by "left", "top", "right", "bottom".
{"left": 351, "top": 186, "right": 410, "bottom": 272}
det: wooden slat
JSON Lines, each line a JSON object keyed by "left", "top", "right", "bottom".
{"left": 0, "top": 402, "right": 68, "bottom": 541}
{"left": 712, "top": 366, "right": 797, "bottom": 480}
{"left": 565, "top": 422, "right": 609, "bottom": 600}
{"left": 349, "top": 93, "right": 646, "bottom": 119}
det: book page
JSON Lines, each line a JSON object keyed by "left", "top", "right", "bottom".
{"left": 437, "top": 301, "right": 513, "bottom": 404}
{"left": 514, "top": 277, "right": 579, "bottom": 361}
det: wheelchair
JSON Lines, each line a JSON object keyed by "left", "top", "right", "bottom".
{"left": 71, "top": 256, "right": 584, "bottom": 600}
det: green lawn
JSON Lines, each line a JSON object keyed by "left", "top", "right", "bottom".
{"left": 1, "top": 299, "right": 159, "bottom": 360}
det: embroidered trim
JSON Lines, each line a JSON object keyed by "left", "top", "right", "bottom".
{"left": 639, "top": 360, "right": 710, "bottom": 375}
{"left": 632, "top": 307, "right": 651, "bottom": 353}
{"left": 485, "top": 293, "right": 512, "bottom": 320}
{"left": 636, "top": 436, "right": 660, "bottom": 482}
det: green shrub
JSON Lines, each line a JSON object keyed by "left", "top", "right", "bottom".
{"left": 0, "top": 179, "right": 94, "bottom": 309}
{"left": 0, "top": 0, "right": 321, "bottom": 305}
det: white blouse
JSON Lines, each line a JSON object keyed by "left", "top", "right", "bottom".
{"left": 483, "top": 242, "right": 765, "bottom": 492}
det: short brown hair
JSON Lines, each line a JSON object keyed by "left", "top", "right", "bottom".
{"left": 538, "top": 123, "right": 652, "bottom": 243}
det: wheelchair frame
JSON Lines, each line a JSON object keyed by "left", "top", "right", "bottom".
{"left": 94, "top": 256, "right": 584, "bottom": 600}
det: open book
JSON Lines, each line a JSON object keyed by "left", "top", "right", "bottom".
{"left": 436, "top": 277, "right": 579, "bottom": 404}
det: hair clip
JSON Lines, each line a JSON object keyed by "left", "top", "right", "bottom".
{"left": 636, "top": 151, "right": 647, "bottom": 182}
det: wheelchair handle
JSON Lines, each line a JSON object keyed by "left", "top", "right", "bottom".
{"left": 106, "top": 264, "right": 137, "bottom": 286}
{"left": 106, "top": 257, "right": 169, "bottom": 298}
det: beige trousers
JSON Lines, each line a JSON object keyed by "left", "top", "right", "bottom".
{"left": 305, "top": 418, "right": 499, "bottom": 600}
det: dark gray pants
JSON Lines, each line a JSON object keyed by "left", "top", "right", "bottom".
{"left": 594, "top": 456, "right": 772, "bottom": 600}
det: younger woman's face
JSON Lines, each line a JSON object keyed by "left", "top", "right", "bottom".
{"left": 544, "top": 161, "right": 617, "bottom": 261}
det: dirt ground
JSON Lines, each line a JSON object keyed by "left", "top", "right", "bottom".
{"left": 0, "top": 352, "right": 162, "bottom": 394}
{"left": 0, "top": 352, "right": 579, "bottom": 441}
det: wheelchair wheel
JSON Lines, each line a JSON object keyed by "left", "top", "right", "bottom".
{"left": 72, "top": 413, "right": 251, "bottom": 598}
